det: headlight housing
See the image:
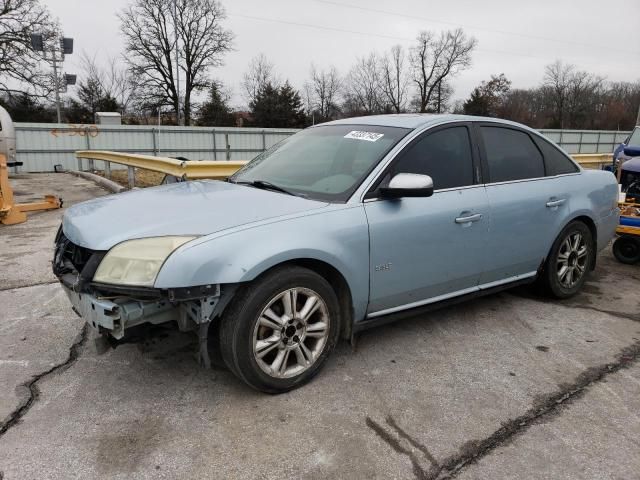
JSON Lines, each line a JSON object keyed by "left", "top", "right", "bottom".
{"left": 93, "top": 236, "right": 196, "bottom": 287}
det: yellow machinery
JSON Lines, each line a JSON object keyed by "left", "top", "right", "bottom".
{"left": 0, "top": 105, "right": 62, "bottom": 225}
{"left": 0, "top": 153, "right": 62, "bottom": 225}
{"left": 612, "top": 202, "right": 640, "bottom": 264}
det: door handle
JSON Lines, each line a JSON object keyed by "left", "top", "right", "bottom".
{"left": 455, "top": 213, "right": 482, "bottom": 224}
{"left": 546, "top": 198, "right": 567, "bottom": 208}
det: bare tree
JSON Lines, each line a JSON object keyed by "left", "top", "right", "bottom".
{"left": 566, "top": 70, "right": 604, "bottom": 129}
{"left": 343, "top": 53, "right": 383, "bottom": 115}
{"left": 429, "top": 79, "right": 454, "bottom": 113}
{"left": 305, "top": 65, "right": 341, "bottom": 122}
{"left": 79, "top": 52, "right": 140, "bottom": 115}
{"left": 241, "top": 53, "right": 279, "bottom": 105}
{"left": 118, "top": 0, "right": 233, "bottom": 125}
{"left": 499, "top": 88, "right": 542, "bottom": 126}
{"left": 466, "top": 70, "right": 638, "bottom": 130}
{"left": 543, "top": 60, "right": 604, "bottom": 129}
{"left": 410, "top": 28, "right": 476, "bottom": 113}
{"left": 0, "top": 0, "right": 56, "bottom": 97}
{"left": 602, "top": 81, "right": 640, "bottom": 130}
{"left": 380, "top": 45, "right": 408, "bottom": 113}
{"left": 543, "top": 60, "right": 573, "bottom": 128}
{"left": 302, "top": 82, "right": 315, "bottom": 118}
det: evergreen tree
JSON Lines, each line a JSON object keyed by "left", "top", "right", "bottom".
{"left": 77, "top": 78, "right": 105, "bottom": 115}
{"left": 249, "top": 81, "right": 306, "bottom": 128}
{"left": 278, "top": 82, "right": 306, "bottom": 128}
{"left": 463, "top": 87, "right": 490, "bottom": 116}
{"left": 0, "top": 94, "right": 55, "bottom": 122}
{"left": 66, "top": 78, "right": 122, "bottom": 123}
{"left": 197, "top": 83, "right": 235, "bottom": 126}
{"left": 463, "top": 74, "right": 511, "bottom": 117}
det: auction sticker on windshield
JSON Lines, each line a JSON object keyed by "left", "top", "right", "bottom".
{"left": 344, "top": 131, "right": 384, "bottom": 142}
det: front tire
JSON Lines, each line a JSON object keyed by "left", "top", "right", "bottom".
{"left": 613, "top": 236, "right": 640, "bottom": 264}
{"left": 540, "top": 221, "right": 594, "bottom": 299}
{"left": 219, "top": 266, "right": 340, "bottom": 393}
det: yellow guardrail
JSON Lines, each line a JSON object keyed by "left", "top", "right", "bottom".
{"left": 572, "top": 153, "right": 613, "bottom": 169}
{"left": 75, "top": 151, "right": 247, "bottom": 180}
{"left": 74, "top": 150, "right": 614, "bottom": 190}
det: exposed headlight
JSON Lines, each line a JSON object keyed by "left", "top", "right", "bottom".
{"left": 93, "top": 236, "right": 196, "bottom": 287}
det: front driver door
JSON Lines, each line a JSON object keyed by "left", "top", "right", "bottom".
{"left": 364, "top": 124, "right": 489, "bottom": 317}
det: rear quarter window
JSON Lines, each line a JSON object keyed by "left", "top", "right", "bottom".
{"left": 533, "top": 136, "right": 579, "bottom": 176}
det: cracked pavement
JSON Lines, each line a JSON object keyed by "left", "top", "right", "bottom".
{"left": 1, "top": 173, "right": 640, "bottom": 479}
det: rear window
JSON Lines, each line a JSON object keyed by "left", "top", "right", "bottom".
{"left": 481, "top": 126, "right": 545, "bottom": 182}
{"left": 533, "top": 136, "right": 579, "bottom": 175}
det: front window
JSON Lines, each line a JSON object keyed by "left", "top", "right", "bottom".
{"left": 390, "top": 126, "right": 475, "bottom": 190}
{"left": 629, "top": 127, "right": 640, "bottom": 146}
{"left": 230, "top": 124, "right": 410, "bottom": 202}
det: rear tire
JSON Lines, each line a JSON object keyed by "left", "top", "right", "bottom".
{"left": 613, "top": 236, "right": 640, "bottom": 264}
{"left": 219, "top": 266, "right": 340, "bottom": 393}
{"left": 540, "top": 221, "right": 594, "bottom": 299}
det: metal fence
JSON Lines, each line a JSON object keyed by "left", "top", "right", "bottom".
{"left": 538, "top": 129, "right": 630, "bottom": 154}
{"left": 14, "top": 123, "right": 298, "bottom": 172}
{"left": 12, "top": 123, "right": 631, "bottom": 173}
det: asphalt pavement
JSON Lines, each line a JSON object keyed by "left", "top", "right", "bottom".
{"left": 1, "top": 173, "right": 639, "bottom": 479}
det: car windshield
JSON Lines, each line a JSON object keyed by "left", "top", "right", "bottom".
{"left": 230, "top": 124, "right": 410, "bottom": 202}
{"left": 629, "top": 126, "right": 640, "bottom": 146}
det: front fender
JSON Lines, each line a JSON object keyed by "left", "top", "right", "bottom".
{"left": 154, "top": 205, "right": 371, "bottom": 321}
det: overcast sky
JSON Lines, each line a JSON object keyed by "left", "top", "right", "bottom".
{"left": 43, "top": 0, "right": 640, "bottom": 108}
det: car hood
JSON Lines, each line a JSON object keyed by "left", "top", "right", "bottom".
{"left": 63, "top": 180, "right": 329, "bottom": 250}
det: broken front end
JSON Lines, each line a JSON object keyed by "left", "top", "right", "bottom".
{"left": 52, "top": 228, "right": 233, "bottom": 366}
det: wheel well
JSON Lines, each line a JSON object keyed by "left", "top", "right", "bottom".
{"left": 540, "top": 215, "right": 599, "bottom": 275}
{"left": 569, "top": 215, "right": 598, "bottom": 270}
{"left": 572, "top": 215, "right": 597, "bottom": 245}
{"left": 260, "top": 259, "right": 354, "bottom": 340}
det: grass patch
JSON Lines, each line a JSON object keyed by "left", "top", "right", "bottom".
{"left": 93, "top": 169, "right": 165, "bottom": 188}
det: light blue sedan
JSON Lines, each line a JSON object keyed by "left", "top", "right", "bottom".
{"left": 54, "top": 114, "right": 619, "bottom": 392}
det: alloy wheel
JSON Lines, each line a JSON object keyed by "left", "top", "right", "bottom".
{"left": 252, "top": 287, "right": 330, "bottom": 379}
{"left": 556, "top": 232, "right": 589, "bottom": 288}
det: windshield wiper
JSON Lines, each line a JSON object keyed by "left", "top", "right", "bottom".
{"left": 235, "top": 180, "right": 303, "bottom": 197}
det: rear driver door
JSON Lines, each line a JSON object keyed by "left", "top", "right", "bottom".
{"left": 477, "top": 124, "right": 570, "bottom": 284}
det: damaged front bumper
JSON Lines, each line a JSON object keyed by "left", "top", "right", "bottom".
{"left": 61, "top": 282, "right": 228, "bottom": 368}
{"left": 53, "top": 229, "right": 233, "bottom": 367}
{"left": 61, "top": 285, "right": 177, "bottom": 340}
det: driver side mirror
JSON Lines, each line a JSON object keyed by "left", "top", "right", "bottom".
{"left": 380, "top": 173, "right": 434, "bottom": 198}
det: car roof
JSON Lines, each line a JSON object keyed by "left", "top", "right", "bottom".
{"left": 322, "top": 113, "right": 534, "bottom": 132}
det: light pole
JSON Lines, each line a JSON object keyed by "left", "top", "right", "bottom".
{"left": 51, "top": 51, "right": 61, "bottom": 123}
{"left": 30, "top": 33, "right": 75, "bottom": 124}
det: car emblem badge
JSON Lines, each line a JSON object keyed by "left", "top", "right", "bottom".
{"left": 375, "top": 262, "right": 392, "bottom": 272}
